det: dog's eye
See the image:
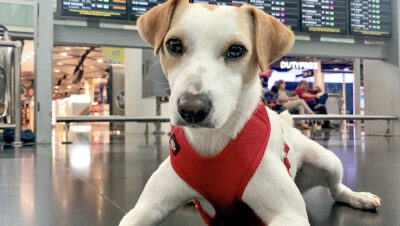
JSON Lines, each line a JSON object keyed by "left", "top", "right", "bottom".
{"left": 226, "top": 45, "right": 247, "bottom": 60}
{"left": 166, "top": 39, "right": 184, "bottom": 55}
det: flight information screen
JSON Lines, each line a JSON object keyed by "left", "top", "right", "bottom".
{"left": 301, "top": 0, "right": 347, "bottom": 34}
{"left": 349, "top": 0, "right": 391, "bottom": 36}
{"left": 131, "top": 0, "right": 167, "bottom": 20}
{"left": 250, "top": 0, "right": 300, "bottom": 31}
{"left": 192, "top": 0, "right": 246, "bottom": 7}
{"left": 61, "top": 0, "right": 127, "bottom": 19}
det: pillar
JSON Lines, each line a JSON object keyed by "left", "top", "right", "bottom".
{"left": 34, "top": 0, "right": 53, "bottom": 144}
{"left": 313, "top": 59, "right": 324, "bottom": 92}
{"left": 124, "top": 48, "right": 156, "bottom": 134}
{"left": 363, "top": 60, "right": 400, "bottom": 135}
{"left": 353, "top": 59, "right": 361, "bottom": 133}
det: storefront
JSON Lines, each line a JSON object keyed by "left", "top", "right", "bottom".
{"left": 262, "top": 57, "right": 359, "bottom": 115}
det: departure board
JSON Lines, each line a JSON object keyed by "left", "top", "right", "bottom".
{"left": 250, "top": 0, "right": 300, "bottom": 31}
{"left": 192, "top": 0, "right": 246, "bottom": 7}
{"left": 301, "top": 0, "right": 347, "bottom": 34}
{"left": 131, "top": 0, "right": 167, "bottom": 20}
{"left": 349, "top": 0, "right": 391, "bottom": 36}
{"left": 61, "top": 0, "right": 127, "bottom": 19}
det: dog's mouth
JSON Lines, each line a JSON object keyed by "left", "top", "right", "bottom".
{"left": 173, "top": 117, "right": 215, "bottom": 129}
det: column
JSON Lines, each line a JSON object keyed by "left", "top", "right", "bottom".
{"left": 34, "top": 0, "right": 53, "bottom": 144}
{"left": 124, "top": 48, "right": 156, "bottom": 134}
{"left": 313, "top": 59, "right": 324, "bottom": 92}
{"left": 353, "top": 59, "right": 361, "bottom": 133}
{"left": 363, "top": 60, "right": 400, "bottom": 135}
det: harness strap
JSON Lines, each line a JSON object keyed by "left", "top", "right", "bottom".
{"left": 283, "top": 143, "right": 292, "bottom": 177}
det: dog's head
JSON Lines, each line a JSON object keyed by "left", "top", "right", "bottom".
{"left": 138, "top": 0, "right": 294, "bottom": 129}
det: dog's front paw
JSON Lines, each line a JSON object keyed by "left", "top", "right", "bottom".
{"left": 344, "top": 191, "right": 381, "bottom": 209}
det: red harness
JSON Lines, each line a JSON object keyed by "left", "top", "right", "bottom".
{"left": 169, "top": 103, "right": 290, "bottom": 226}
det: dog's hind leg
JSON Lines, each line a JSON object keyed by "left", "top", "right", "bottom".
{"left": 294, "top": 137, "right": 381, "bottom": 210}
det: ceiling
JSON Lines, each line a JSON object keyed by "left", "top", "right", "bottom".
{"left": 53, "top": 46, "right": 108, "bottom": 93}
{"left": 21, "top": 40, "right": 34, "bottom": 73}
{"left": 21, "top": 41, "right": 108, "bottom": 94}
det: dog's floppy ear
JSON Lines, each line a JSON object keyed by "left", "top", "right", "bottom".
{"left": 137, "top": 0, "right": 188, "bottom": 55}
{"left": 243, "top": 6, "right": 295, "bottom": 72}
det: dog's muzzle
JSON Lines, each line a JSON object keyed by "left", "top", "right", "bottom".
{"left": 177, "top": 93, "right": 212, "bottom": 125}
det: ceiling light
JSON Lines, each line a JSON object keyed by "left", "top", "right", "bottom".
{"left": 65, "top": 47, "right": 71, "bottom": 50}
{"left": 54, "top": 69, "right": 60, "bottom": 73}
{"left": 67, "top": 85, "right": 72, "bottom": 89}
{"left": 97, "top": 59, "right": 103, "bottom": 63}
{"left": 60, "top": 52, "right": 68, "bottom": 56}
{"left": 57, "top": 62, "right": 63, "bottom": 66}
{"left": 334, "top": 68, "right": 339, "bottom": 71}
{"left": 26, "top": 55, "right": 31, "bottom": 59}
{"left": 55, "top": 86, "right": 59, "bottom": 89}
{"left": 344, "top": 68, "right": 349, "bottom": 71}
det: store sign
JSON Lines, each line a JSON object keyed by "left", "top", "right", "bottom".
{"left": 280, "top": 61, "right": 319, "bottom": 70}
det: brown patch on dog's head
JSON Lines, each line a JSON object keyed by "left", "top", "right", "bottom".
{"left": 137, "top": 0, "right": 190, "bottom": 55}
{"left": 138, "top": 1, "right": 294, "bottom": 82}
{"left": 235, "top": 8, "right": 258, "bottom": 84}
{"left": 240, "top": 5, "right": 295, "bottom": 73}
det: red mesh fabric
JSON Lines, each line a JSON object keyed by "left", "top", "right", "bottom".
{"left": 170, "top": 102, "right": 271, "bottom": 225}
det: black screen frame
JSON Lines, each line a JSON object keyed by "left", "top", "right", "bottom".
{"left": 54, "top": 0, "right": 393, "bottom": 39}
{"left": 348, "top": 0, "right": 392, "bottom": 37}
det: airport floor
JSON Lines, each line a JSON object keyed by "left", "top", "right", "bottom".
{"left": 0, "top": 123, "right": 400, "bottom": 226}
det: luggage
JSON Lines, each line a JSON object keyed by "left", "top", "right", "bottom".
{"left": 3, "top": 129, "right": 35, "bottom": 143}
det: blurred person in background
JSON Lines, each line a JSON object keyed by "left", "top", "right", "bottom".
{"left": 259, "top": 75, "right": 269, "bottom": 96}
{"left": 295, "top": 80, "right": 334, "bottom": 129}
{"left": 275, "top": 80, "right": 314, "bottom": 130}
{"left": 262, "top": 86, "right": 282, "bottom": 112}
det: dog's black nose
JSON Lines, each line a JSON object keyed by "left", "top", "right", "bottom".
{"left": 178, "top": 93, "right": 212, "bottom": 124}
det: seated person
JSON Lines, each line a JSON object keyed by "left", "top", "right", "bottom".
{"left": 262, "top": 86, "right": 282, "bottom": 112}
{"left": 295, "top": 81, "right": 334, "bottom": 128}
{"left": 260, "top": 76, "right": 269, "bottom": 96}
{"left": 295, "top": 81, "right": 328, "bottom": 110}
{"left": 275, "top": 80, "right": 314, "bottom": 130}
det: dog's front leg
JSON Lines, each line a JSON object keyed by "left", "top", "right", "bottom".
{"left": 243, "top": 156, "right": 310, "bottom": 226}
{"left": 119, "top": 157, "right": 198, "bottom": 226}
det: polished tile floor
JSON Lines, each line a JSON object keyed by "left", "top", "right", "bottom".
{"left": 0, "top": 124, "right": 399, "bottom": 226}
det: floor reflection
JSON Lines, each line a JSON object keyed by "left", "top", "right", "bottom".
{"left": 0, "top": 123, "right": 399, "bottom": 226}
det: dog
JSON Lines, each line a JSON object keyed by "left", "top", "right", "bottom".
{"left": 119, "top": 0, "right": 381, "bottom": 225}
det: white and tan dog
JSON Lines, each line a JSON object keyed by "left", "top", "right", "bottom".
{"left": 119, "top": 0, "right": 381, "bottom": 225}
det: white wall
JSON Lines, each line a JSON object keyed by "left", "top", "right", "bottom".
{"left": 363, "top": 60, "right": 400, "bottom": 135}
{"left": 124, "top": 48, "right": 156, "bottom": 134}
{"left": 363, "top": 0, "right": 400, "bottom": 136}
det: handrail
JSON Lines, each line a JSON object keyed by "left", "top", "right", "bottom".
{"left": 291, "top": 114, "right": 398, "bottom": 120}
{"left": 56, "top": 116, "right": 170, "bottom": 123}
{"left": 0, "top": 25, "right": 9, "bottom": 32}
{"left": 0, "top": 42, "right": 19, "bottom": 48}
{"left": 55, "top": 114, "right": 398, "bottom": 144}
{"left": 56, "top": 114, "right": 398, "bottom": 123}
{"left": 0, "top": 123, "right": 15, "bottom": 129}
